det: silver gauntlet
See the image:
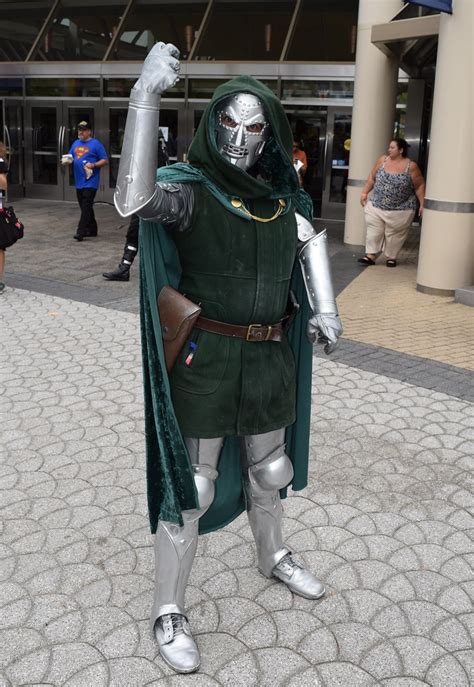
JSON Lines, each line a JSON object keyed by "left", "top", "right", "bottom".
{"left": 114, "top": 88, "right": 161, "bottom": 217}
{"left": 296, "top": 213, "right": 343, "bottom": 353}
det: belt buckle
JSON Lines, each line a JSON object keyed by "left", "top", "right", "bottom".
{"left": 246, "top": 323, "right": 272, "bottom": 341}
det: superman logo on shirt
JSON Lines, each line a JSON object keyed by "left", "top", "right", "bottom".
{"left": 74, "top": 146, "right": 90, "bottom": 159}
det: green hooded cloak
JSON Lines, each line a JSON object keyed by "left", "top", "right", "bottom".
{"left": 139, "top": 76, "right": 314, "bottom": 534}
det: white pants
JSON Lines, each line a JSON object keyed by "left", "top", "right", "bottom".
{"left": 365, "top": 202, "right": 415, "bottom": 259}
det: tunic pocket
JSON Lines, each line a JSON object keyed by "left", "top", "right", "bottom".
{"left": 171, "top": 328, "right": 230, "bottom": 396}
{"left": 275, "top": 336, "right": 296, "bottom": 389}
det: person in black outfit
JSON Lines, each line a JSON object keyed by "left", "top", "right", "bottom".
{"left": 103, "top": 130, "right": 168, "bottom": 281}
{"left": 102, "top": 213, "right": 140, "bottom": 281}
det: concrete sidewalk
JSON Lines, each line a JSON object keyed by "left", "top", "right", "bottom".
{"left": 1, "top": 200, "right": 473, "bottom": 686}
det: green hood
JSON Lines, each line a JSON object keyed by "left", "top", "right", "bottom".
{"left": 188, "top": 75, "right": 300, "bottom": 200}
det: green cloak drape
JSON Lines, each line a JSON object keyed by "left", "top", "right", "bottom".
{"left": 139, "top": 76, "right": 314, "bottom": 534}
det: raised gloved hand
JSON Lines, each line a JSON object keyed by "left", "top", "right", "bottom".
{"left": 307, "top": 313, "right": 343, "bottom": 354}
{"left": 134, "top": 42, "right": 181, "bottom": 96}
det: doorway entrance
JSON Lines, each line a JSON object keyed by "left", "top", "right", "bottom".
{"left": 24, "top": 100, "right": 104, "bottom": 202}
{"left": 285, "top": 105, "right": 351, "bottom": 219}
{"left": 24, "top": 100, "right": 184, "bottom": 204}
{"left": 1, "top": 99, "right": 23, "bottom": 199}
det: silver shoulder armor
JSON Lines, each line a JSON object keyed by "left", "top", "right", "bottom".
{"left": 296, "top": 213, "right": 338, "bottom": 315}
{"left": 114, "top": 88, "right": 161, "bottom": 217}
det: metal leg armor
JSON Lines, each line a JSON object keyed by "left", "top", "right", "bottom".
{"left": 151, "top": 436, "right": 223, "bottom": 673}
{"left": 244, "top": 429, "right": 325, "bottom": 600}
{"left": 243, "top": 429, "right": 293, "bottom": 577}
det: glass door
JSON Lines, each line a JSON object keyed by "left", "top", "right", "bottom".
{"left": 183, "top": 105, "right": 207, "bottom": 162}
{"left": 103, "top": 103, "right": 183, "bottom": 204}
{"left": 24, "top": 101, "right": 100, "bottom": 200}
{"left": 24, "top": 101, "right": 62, "bottom": 200}
{"left": 103, "top": 103, "right": 128, "bottom": 203}
{"left": 2, "top": 99, "right": 23, "bottom": 200}
{"left": 321, "top": 108, "right": 352, "bottom": 220}
{"left": 160, "top": 108, "right": 180, "bottom": 164}
{"left": 285, "top": 106, "right": 328, "bottom": 218}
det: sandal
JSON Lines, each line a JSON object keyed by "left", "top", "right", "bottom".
{"left": 386, "top": 259, "right": 397, "bottom": 267}
{"left": 357, "top": 255, "right": 376, "bottom": 266}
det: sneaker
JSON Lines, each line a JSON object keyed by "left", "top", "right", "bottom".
{"left": 272, "top": 553, "right": 325, "bottom": 600}
{"left": 154, "top": 614, "right": 200, "bottom": 674}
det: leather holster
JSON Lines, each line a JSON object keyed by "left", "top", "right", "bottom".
{"left": 157, "top": 285, "right": 202, "bottom": 372}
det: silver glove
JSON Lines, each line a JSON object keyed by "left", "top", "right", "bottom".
{"left": 307, "top": 314, "right": 343, "bottom": 354}
{"left": 134, "top": 41, "right": 181, "bottom": 95}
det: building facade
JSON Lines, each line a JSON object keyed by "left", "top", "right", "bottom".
{"left": 0, "top": 0, "right": 410, "bottom": 220}
{"left": 2, "top": 0, "right": 471, "bottom": 296}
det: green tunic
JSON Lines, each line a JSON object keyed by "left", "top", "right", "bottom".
{"left": 170, "top": 184, "right": 298, "bottom": 437}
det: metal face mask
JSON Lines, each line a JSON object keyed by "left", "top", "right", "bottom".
{"left": 215, "top": 93, "right": 270, "bottom": 170}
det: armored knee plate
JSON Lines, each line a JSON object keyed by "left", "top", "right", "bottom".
{"left": 247, "top": 445, "right": 294, "bottom": 495}
{"left": 193, "top": 464, "right": 218, "bottom": 511}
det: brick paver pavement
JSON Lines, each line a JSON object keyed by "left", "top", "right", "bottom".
{"left": 338, "top": 226, "right": 474, "bottom": 372}
{"left": 1, "top": 288, "right": 472, "bottom": 686}
{"left": 1, "top": 200, "right": 473, "bottom": 686}
{"left": 338, "top": 263, "right": 474, "bottom": 371}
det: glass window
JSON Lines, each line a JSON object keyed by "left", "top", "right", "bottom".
{"left": 112, "top": 0, "right": 208, "bottom": 61}
{"left": 26, "top": 78, "right": 100, "bottom": 97}
{"left": 196, "top": 0, "right": 293, "bottom": 61}
{"left": 285, "top": 106, "right": 327, "bottom": 215}
{"left": 287, "top": 0, "right": 358, "bottom": 61}
{"left": 31, "top": 0, "right": 127, "bottom": 61}
{"left": 0, "top": 79, "right": 23, "bottom": 97}
{"left": 329, "top": 112, "right": 351, "bottom": 203}
{"left": 103, "top": 77, "right": 185, "bottom": 99}
{"left": 397, "top": 82, "right": 408, "bottom": 106}
{"left": 394, "top": 111, "right": 406, "bottom": 139}
{"left": 104, "top": 78, "right": 137, "bottom": 98}
{"left": 0, "top": 1, "right": 53, "bottom": 61}
{"left": 282, "top": 80, "right": 353, "bottom": 100}
{"left": 31, "top": 106, "right": 58, "bottom": 185}
{"left": 188, "top": 78, "right": 277, "bottom": 99}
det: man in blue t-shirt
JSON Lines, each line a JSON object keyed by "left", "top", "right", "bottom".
{"left": 61, "top": 121, "right": 108, "bottom": 241}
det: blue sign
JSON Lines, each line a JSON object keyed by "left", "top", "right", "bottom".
{"left": 407, "top": 0, "right": 452, "bottom": 12}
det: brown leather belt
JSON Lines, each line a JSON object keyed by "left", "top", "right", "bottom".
{"left": 194, "top": 316, "right": 284, "bottom": 342}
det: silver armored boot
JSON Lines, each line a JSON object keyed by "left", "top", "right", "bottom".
{"left": 151, "top": 437, "right": 223, "bottom": 673}
{"left": 244, "top": 429, "right": 325, "bottom": 600}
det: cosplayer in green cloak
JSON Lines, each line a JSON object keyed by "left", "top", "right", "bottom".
{"left": 115, "top": 42, "right": 343, "bottom": 675}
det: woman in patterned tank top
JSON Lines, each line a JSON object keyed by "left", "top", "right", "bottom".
{"left": 357, "top": 138, "right": 425, "bottom": 267}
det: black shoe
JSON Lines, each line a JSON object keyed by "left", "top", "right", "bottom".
{"left": 73, "top": 232, "right": 84, "bottom": 242}
{"left": 357, "top": 255, "right": 376, "bottom": 265}
{"left": 103, "top": 264, "right": 130, "bottom": 281}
